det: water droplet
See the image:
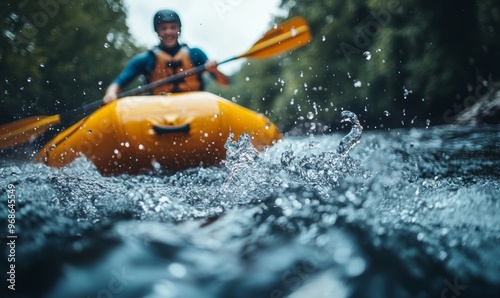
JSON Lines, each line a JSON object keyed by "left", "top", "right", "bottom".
{"left": 104, "top": 42, "right": 110, "bottom": 48}
{"left": 138, "top": 144, "right": 145, "bottom": 150}
{"left": 337, "top": 110, "right": 362, "bottom": 155}
{"left": 151, "top": 159, "right": 161, "bottom": 171}
{"left": 265, "top": 123, "right": 270, "bottom": 130}
{"left": 384, "top": 110, "right": 391, "bottom": 117}
{"left": 245, "top": 77, "right": 250, "bottom": 81}
{"left": 98, "top": 81, "right": 103, "bottom": 86}
{"left": 353, "top": 80, "right": 362, "bottom": 87}
{"left": 403, "top": 87, "right": 412, "bottom": 99}
{"left": 39, "top": 63, "right": 45, "bottom": 68}
{"left": 376, "top": 48, "right": 382, "bottom": 52}
{"left": 168, "top": 263, "right": 187, "bottom": 278}
{"left": 362, "top": 51, "right": 372, "bottom": 60}
{"left": 87, "top": 130, "right": 92, "bottom": 135}
{"left": 27, "top": 77, "right": 32, "bottom": 83}
{"left": 438, "top": 250, "right": 448, "bottom": 260}
{"left": 290, "top": 27, "right": 297, "bottom": 37}
{"left": 346, "top": 257, "right": 366, "bottom": 277}
{"left": 322, "top": 35, "right": 326, "bottom": 41}
{"left": 425, "top": 119, "right": 431, "bottom": 128}
{"left": 307, "top": 112, "right": 314, "bottom": 120}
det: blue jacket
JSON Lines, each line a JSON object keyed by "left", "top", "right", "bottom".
{"left": 112, "top": 43, "right": 209, "bottom": 89}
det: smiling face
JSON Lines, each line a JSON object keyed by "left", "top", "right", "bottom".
{"left": 156, "top": 22, "right": 180, "bottom": 48}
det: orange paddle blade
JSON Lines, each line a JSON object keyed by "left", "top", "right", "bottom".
{"left": 0, "top": 115, "right": 60, "bottom": 149}
{"left": 239, "top": 16, "right": 311, "bottom": 59}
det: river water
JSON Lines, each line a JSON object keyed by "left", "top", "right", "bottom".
{"left": 1, "top": 124, "right": 499, "bottom": 298}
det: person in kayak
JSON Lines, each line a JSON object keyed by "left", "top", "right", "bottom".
{"left": 103, "top": 9, "right": 229, "bottom": 104}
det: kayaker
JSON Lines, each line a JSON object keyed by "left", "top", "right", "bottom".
{"left": 103, "top": 9, "right": 229, "bottom": 104}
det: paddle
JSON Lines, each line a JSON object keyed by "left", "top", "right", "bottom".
{"left": 0, "top": 16, "right": 311, "bottom": 150}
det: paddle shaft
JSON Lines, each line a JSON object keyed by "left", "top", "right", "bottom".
{"left": 63, "top": 16, "right": 311, "bottom": 120}
{"left": 60, "top": 58, "right": 241, "bottom": 122}
{"left": 1, "top": 17, "right": 310, "bottom": 149}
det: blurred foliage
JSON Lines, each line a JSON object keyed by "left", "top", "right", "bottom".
{"left": 210, "top": 0, "right": 500, "bottom": 131}
{"left": 0, "top": 0, "right": 139, "bottom": 124}
{"left": 2, "top": 0, "right": 499, "bottom": 132}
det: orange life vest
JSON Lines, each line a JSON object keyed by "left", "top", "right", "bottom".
{"left": 149, "top": 46, "right": 202, "bottom": 94}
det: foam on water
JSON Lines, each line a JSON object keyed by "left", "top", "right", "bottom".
{"left": 0, "top": 123, "right": 499, "bottom": 297}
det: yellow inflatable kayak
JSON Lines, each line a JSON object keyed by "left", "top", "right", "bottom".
{"left": 35, "top": 92, "right": 282, "bottom": 175}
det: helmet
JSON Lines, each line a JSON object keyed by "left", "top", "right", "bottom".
{"left": 153, "top": 9, "right": 181, "bottom": 31}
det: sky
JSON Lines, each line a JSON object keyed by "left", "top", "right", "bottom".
{"left": 123, "top": 0, "right": 284, "bottom": 74}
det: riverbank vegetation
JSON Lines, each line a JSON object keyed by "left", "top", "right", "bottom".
{"left": 211, "top": 0, "right": 500, "bottom": 130}
{"left": 2, "top": 0, "right": 499, "bottom": 131}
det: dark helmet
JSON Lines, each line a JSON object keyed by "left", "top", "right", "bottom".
{"left": 153, "top": 9, "right": 181, "bottom": 31}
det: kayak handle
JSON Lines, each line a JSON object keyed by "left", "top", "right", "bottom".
{"left": 153, "top": 123, "right": 190, "bottom": 134}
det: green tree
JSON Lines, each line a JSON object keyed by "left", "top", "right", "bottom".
{"left": 0, "top": 0, "right": 139, "bottom": 124}
{"left": 361, "top": 0, "right": 500, "bottom": 125}
{"left": 212, "top": 0, "right": 500, "bottom": 131}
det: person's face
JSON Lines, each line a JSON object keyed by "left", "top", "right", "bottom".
{"left": 157, "top": 22, "right": 180, "bottom": 48}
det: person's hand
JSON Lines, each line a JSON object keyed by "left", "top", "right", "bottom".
{"left": 205, "top": 60, "right": 229, "bottom": 86}
{"left": 205, "top": 60, "right": 218, "bottom": 72}
{"left": 103, "top": 83, "right": 121, "bottom": 104}
{"left": 103, "top": 91, "right": 117, "bottom": 104}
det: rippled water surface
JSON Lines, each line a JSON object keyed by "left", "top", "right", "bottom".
{"left": 1, "top": 125, "right": 499, "bottom": 298}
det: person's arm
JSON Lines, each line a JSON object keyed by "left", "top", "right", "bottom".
{"left": 102, "top": 51, "right": 153, "bottom": 104}
{"left": 205, "top": 60, "right": 230, "bottom": 86}
{"left": 190, "top": 48, "right": 229, "bottom": 87}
